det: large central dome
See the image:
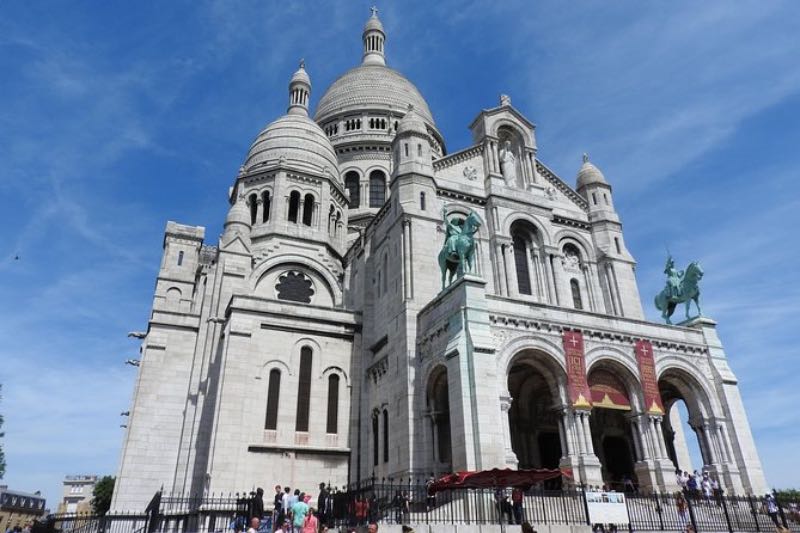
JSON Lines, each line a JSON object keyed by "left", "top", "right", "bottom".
{"left": 314, "top": 64, "right": 435, "bottom": 126}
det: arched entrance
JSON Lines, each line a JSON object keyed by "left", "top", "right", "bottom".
{"left": 587, "top": 363, "right": 640, "bottom": 491}
{"left": 659, "top": 369, "right": 714, "bottom": 473}
{"left": 507, "top": 350, "right": 565, "bottom": 487}
{"left": 427, "top": 366, "right": 452, "bottom": 474}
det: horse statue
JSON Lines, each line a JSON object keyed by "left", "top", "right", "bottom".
{"left": 654, "top": 256, "right": 704, "bottom": 324}
{"left": 438, "top": 209, "right": 482, "bottom": 290}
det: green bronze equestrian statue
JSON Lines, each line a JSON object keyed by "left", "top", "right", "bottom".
{"left": 654, "top": 255, "right": 704, "bottom": 324}
{"left": 438, "top": 209, "right": 482, "bottom": 290}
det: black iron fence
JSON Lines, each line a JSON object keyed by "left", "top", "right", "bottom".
{"left": 34, "top": 481, "right": 800, "bottom": 533}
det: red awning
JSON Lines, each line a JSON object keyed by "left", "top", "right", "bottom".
{"left": 428, "top": 468, "right": 572, "bottom": 493}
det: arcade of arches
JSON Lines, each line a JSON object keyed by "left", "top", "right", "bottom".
{"left": 499, "top": 350, "right": 734, "bottom": 491}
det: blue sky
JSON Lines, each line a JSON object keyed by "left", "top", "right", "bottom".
{"left": 1, "top": 0, "right": 799, "bottom": 506}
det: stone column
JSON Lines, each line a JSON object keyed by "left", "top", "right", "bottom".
{"left": 582, "top": 265, "right": 596, "bottom": 311}
{"left": 525, "top": 243, "right": 538, "bottom": 300}
{"left": 603, "top": 263, "right": 620, "bottom": 315}
{"left": 533, "top": 250, "right": 546, "bottom": 302}
{"left": 503, "top": 243, "right": 519, "bottom": 297}
{"left": 654, "top": 417, "right": 669, "bottom": 459}
{"left": 255, "top": 197, "right": 263, "bottom": 225}
{"left": 313, "top": 201, "right": 321, "bottom": 227}
{"left": 494, "top": 242, "right": 508, "bottom": 296}
{"left": 499, "top": 396, "right": 518, "bottom": 467}
{"left": 541, "top": 251, "right": 555, "bottom": 304}
{"left": 402, "top": 219, "right": 413, "bottom": 300}
{"left": 553, "top": 253, "right": 571, "bottom": 306}
{"left": 491, "top": 141, "right": 500, "bottom": 174}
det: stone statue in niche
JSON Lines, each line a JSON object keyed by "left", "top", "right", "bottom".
{"left": 499, "top": 140, "right": 518, "bottom": 187}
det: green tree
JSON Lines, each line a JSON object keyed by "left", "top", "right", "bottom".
{"left": 0, "top": 384, "right": 6, "bottom": 480}
{"left": 92, "top": 476, "right": 115, "bottom": 516}
{"left": 775, "top": 488, "right": 800, "bottom": 504}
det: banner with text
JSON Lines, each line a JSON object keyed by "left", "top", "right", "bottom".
{"left": 563, "top": 330, "right": 592, "bottom": 409}
{"left": 635, "top": 339, "right": 665, "bottom": 415}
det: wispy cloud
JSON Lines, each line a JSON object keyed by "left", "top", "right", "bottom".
{"left": 1, "top": 0, "right": 798, "bottom": 506}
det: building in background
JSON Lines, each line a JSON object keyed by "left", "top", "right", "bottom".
{"left": 57, "top": 475, "right": 97, "bottom": 514}
{"left": 0, "top": 486, "right": 47, "bottom": 531}
{"left": 112, "top": 9, "right": 769, "bottom": 511}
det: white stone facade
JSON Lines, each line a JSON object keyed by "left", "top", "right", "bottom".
{"left": 111, "top": 11, "right": 768, "bottom": 512}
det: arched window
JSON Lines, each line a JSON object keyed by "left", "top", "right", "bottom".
{"left": 372, "top": 413, "right": 379, "bottom": 466}
{"left": 345, "top": 171, "right": 360, "bottom": 208}
{"left": 262, "top": 191, "right": 271, "bottom": 223}
{"left": 328, "top": 205, "right": 335, "bottom": 235}
{"left": 249, "top": 193, "right": 258, "bottom": 225}
{"left": 302, "top": 194, "right": 314, "bottom": 226}
{"left": 369, "top": 170, "right": 386, "bottom": 208}
{"left": 326, "top": 374, "right": 339, "bottom": 434}
{"left": 295, "top": 347, "right": 313, "bottom": 432}
{"left": 177, "top": 251, "right": 184, "bottom": 266}
{"left": 420, "top": 192, "right": 426, "bottom": 211}
{"left": 335, "top": 211, "right": 342, "bottom": 238}
{"left": 614, "top": 237, "right": 621, "bottom": 254}
{"left": 383, "top": 409, "right": 389, "bottom": 463}
{"left": 265, "top": 369, "right": 281, "bottom": 430}
{"left": 512, "top": 231, "right": 532, "bottom": 295}
{"left": 570, "top": 279, "right": 583, "bottom": 310}
{"left": 288, "top": 191, "right": 300, "bottom": 223}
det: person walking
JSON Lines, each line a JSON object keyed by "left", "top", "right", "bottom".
{"left": 273, "top": 485, "right": 284, "bottom": 532}
{"left": 766, "top": 494, "right": 781, "bottom": 528}
{"left": 252, "top": 488, "right": 265, "bottom": 522}
{"left": 301, "top": 508, "right": 318, "bottom": 533}
{"left": 281, "top": 487, "right": 292, "bottom": 525}
{"left": 317, "top": 483, "right": 329, "bottom": 527}
{"left": 676, "top": 492, "right": 689, "bottom": 528}
{"left": 291, "top": 494, "right": 310, "bottom": 533}
{"left": 511, "top": 487, "right": 524, "bottom": 525}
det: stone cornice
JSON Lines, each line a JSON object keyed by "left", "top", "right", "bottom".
{"left": 487, "top": 309, "right": 709, "bottom": 355}
{"left": 551, "top": 214, "right": 591, "bottom": 231}
{"left": 432, "top": 144, "right": 483, "bottom": 172}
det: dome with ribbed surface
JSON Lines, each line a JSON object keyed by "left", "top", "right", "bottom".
{"left": 314, "top": 65, "right": 435, "bottom": 126}
{"left": 243, "top": 114, "right": 340, "bottom": 181}
{"left": 576, "top": 154, "right": 608, "bottom": 189}
{"left": 395, "top": 106, "right": 427, "bottom": 136}
{"left": 225, "top": 197, "right": 251, "bottom": 228}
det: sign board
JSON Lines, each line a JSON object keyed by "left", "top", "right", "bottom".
{"left": 585, "top": 491, "right": 629, "bottom": 525}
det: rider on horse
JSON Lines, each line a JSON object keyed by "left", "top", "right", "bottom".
{"left": 443, "top": 216, "right": 465, "bottom": 259}
{"left": 664, "top": 255, "right": 684, "bottom": 300}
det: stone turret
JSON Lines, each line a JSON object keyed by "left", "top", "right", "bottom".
{"left": 575, "top": 154, "right": 643, "bottom": 318}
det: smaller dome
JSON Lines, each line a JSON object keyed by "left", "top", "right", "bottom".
{"left": 576, "top": 153, "right": 608, "bottom": 189}
{"left": 395, "top": 106, "right": 427, "bottom": 136}
{"left": 225, "top": 198, "right": 251, "bottom": 228}
{"left": 290, "top": 60, "right": 310, "bottom": 86}
{"left": 363, "top": 12, "right": 385, "bottom": 34}
{"left": 243, "top": 114, "right": 340, "bottom": 181}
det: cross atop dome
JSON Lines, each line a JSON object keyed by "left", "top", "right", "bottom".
{"left": 362, "top": 6, "right": 386, "bottom": 66}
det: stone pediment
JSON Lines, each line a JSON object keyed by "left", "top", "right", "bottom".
{"left": 220, "top": 233, "right": 252, "bottom": 254}
{"left": 536, "top": 160, "right": 589, "bottom": 212}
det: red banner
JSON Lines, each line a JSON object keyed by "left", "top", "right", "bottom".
{"left": 635, "top": 339, "right": 664, "bottom": 415}
{"left": 563, "top": 330, "right": 592, "bottom": 409}
{"left": 589, "top": 369, "right": 631, "bottom": 410}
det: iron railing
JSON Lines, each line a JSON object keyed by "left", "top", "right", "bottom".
{"left": 34, "top": 483, "right": 800, "bottom": 533}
